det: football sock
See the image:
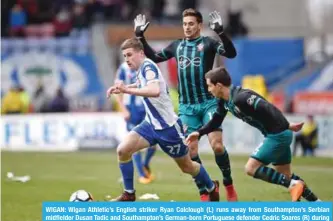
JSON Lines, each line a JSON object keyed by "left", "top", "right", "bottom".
{"left": 191, "top": 155, "right": 207, "bottom": 194}
{"left": 119, "top": 160, "right": 134, "bottom": 192}
{"left": 193, "top": 165, "right": 215, "bottom": 191}
{"left": 215, "top": 149, "right": 233, "bottom": 186}
{"left": 132, "top": 152, "right": 146, "bottom": 178}
{"left": 144, "top": 146, "right": 156, "bottom": 168}
{"left": 254, "top": 166, "right": 291, "bottom": 188}
{"left": 292, "top": 173, "right": 319, "bottom": 201}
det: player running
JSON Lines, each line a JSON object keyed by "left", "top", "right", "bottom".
{"left": 186, "top": 67, "right": 322, "bottom": 202}
{"left": 106, "top": 38, "right": 219, "bottom": 201}
{"left": 115, "top": 62, "right": 157, "bottom": 184}
{"left": 134, "top": 8, "right": 238, "bottom": 202}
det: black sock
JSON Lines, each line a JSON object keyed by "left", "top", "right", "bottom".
{"left": 292, "top": 174, "right": 318, "bottom": 201}
{"left": 254, "top": 166, "right": 291, "bottom": 188}
{"left": 191, "top": 155, "right": 207, "bottom": 194}
{"left": 215, "top": 149, "right": 233, "bottom": 186}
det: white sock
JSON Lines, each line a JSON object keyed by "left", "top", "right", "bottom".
{"left": 315, "top": 199, "right": 322, "bottom": 202}
{"left": 288, "top": 179, "right": 299, "bottom": 189}
{"left": 125, "top": 189, "right": 135, "bottom": 194}
{"left": 207, "top": 184, "right": 215, "bottom": 193}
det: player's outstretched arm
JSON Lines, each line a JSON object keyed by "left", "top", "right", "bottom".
{"left": 113, "top": 80, "right": 131, "bottom": 120}
{"left": 121, "top": 82, "right": 160, "bottom": 98}
{"left": 126, "top": 83, "right": 139, "bottom": 88}
{"left": 289, "top": 122, "right": 304, "bottom": 132}
{"left": 197, "top": 112, "right": 225, "bottom": 136}
{"left": 117, "top": 78, "right": 161, "bottom": 98}
{"left": 106, "top": 81, "right": 138, "bottom": 98}
{"left": 209, "top": 11, "right": 237, "bottom": 58}
{"left": 134, "top": 14, "right": 175, "bottom": 63}
{"left": 197, "top": 99, "right": 227, "bottom": 136}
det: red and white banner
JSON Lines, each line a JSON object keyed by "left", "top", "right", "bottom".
{"left": 293, "top": 92, "right": 333, "bottom": 114}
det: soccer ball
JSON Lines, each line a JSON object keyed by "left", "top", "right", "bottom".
{"left": 69, "top": 190, "right": 94, "bottom": 202}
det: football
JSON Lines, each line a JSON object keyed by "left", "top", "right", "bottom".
{"left": 69, "top": 190, "right": 94, "bottom": 202}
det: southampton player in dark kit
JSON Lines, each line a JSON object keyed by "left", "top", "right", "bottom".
{"left": 134, "top": 8, "right": 238, "bottom": 201}
{"left": 186, "top": 67, "right": 321, "bottom": 202}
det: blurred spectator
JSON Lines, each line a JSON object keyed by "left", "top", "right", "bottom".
{"left": 124, "top": 0, "right": 139, "bottom": 20}
{"left": 1, "top": 86, "right": 28, "bottom": 114}
{"left": 97, "top": 0, "right": 123, "bottom": 20}
{"left": 32, "top": 84, "right": 52, "bottom": 113}
{"left": 179, "top": 0, "right": 197, "bottom": 13}
{"left": 85, "top": 0, "right": 99, "bottom": 24}
{"left": 293, "top": 115, "right": 319, "bottom": 157}
{"left": 53, "top": 0, "right": 74, "bottom": 13}
{"left": 17, "top": 0, "right": 39, "bottom": 24}
{"left": 49, "top": 88, "right": 70, "bottom": 112}
{"left": 225, "top": 11, "right": 249, "bottom": 38}
{"left": 151, "top": 0, "right": 165, "bottom": 22}
{"left": 71, "top": 3, "right": 89, "bottom": 37}
{"left": 36, "top": 0, "right": 54, "bottom": 23}
{"left": 2, "top": 0, "right": 16, "bottom": 36}
{"left": 18, "top": 86, "right": 32, "bottom": 113}
{"left": 53, "top": 6, "right": 72, "bottom": 37}
{"left": 9, "top": 4, "right": 27, "bottom": 37}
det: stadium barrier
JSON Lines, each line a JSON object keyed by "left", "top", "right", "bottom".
{"left": 0, "top": 113, "right": 127, "bottom": 151}
{"left": 1, "top": 113, "right": 333, "bottom": 157}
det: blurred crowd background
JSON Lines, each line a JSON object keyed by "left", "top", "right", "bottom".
{"left": 1, "top": 0, "right": 333, "bottom": 115}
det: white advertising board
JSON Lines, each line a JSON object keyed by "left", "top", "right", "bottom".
{"left": 1, "top": 113, "right": 332, "bottom": 157}
{"left": 1, "top": 113, "right": 127, "bottom": 151}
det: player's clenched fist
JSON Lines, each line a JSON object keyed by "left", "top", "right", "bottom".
{"left": 209, "top": 11, "right": 224, "bottom": 35}
{"left": 134, "top": 14, "right": 150, "bottom": 38}
{"left": 106, "top": 85, "right": 120, "bottom": 98}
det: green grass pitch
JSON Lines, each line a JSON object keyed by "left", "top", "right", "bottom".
{"left": 2, "top": 151, "right": 333, "bottom": 221}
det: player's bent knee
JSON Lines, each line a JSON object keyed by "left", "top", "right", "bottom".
{"left": 212, "top": 141, "right": 224, "bottom": 153}
{"left": 208, "top": 133, "right": 224, "bottom": 153}
{"left": 117, "top": 146, "right": 131, "bottom": 159}
{"left": 244, "top": 163, "right": 258, "bottom": 177}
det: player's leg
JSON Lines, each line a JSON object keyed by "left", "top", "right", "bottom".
{"left": 246, "top": 130, "right": 304, "bottom": 201}
{"left": 112, "top": 122, "right": 156, "bottom": 201}
{"left": 126, "top": 121, "right": 150, "bottom": 183}
{"left": 274, "top": 152, "right": 321, "bottom": 202}
{"left": 156, "top": 119, "right": 219, "bottom": 201}
{"left": 274, "top": 164, "right": 320, "bottom": 201}
{"left": 142, "top": 145, "right": 157, "bottom": 180}
{"left": 245, "top": 158, "right": 304, "bottom": 201}
{"left": 203, "top": 100, "right": 237, "bottom": 201}
{"left": 130, "top": 113, "right": 156, "bottom": 183}
{"left": 173, "top": 153, "right": 220, "bottom": 201}
{"left": 132, "top": 150, "right": 152, "bottom": 183}
{"left": 179, "top": 108, "right": 208, "bottom": 201}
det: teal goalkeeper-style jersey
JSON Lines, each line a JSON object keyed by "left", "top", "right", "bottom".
{"left": 142, "top": 36, "right": 226, "bottom": 104}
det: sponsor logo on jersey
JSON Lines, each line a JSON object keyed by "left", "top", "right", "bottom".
{"left": 146, "top": 69, "right": 157, "bottom": 81}
{"left": 178, "top": 55, "right": 202, "bottom": 69}
{"left": 247, "top": 95, "right": 257, "bottom": 106}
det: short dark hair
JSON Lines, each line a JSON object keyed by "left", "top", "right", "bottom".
{"left": 205, "top": 67, "right": 232, "bottom": 86}
{"left": 120, "top": 38, "right": 143, "bottom": 51}
{"left": 182, "top": 8, "right": 203, "bottom": 23}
